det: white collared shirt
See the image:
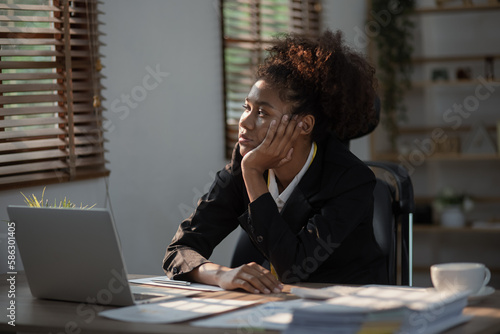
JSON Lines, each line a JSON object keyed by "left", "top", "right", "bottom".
{"left": 268, "top": 142, "right": 316, "bottom": 212}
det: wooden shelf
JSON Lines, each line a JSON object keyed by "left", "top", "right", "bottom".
{"left": 426, "top": 153, "right": 500, "bottom": 161}
{"left": 413, "top": 224, "right": 500, "bottom": 232}
{"left": 411, "top": 79, "right": 500, "bottom": 88}
{"left": 415, "top": 4, "right": 500, "bottom": 14}
{"left": 398, "top": 125, "right": 498, "bottom": 134}
{"left": 374, "top": 152, "right": 500, "bottom": 162}
{"left": 412, "top": 54, "right": 500, "bottom": 63}
{"left": 415, "top": 195, "right": 500, "bottom": 204}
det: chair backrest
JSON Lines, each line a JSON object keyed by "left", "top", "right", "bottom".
{"left": 371, "top": 177, "right": 397, "bottom": 284}
{"left": 365, "top": 161, "right": 415, "bottom": 286}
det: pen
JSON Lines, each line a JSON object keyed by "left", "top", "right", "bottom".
{"left": 152, "top": 279, "right": 191, "bottom": 286}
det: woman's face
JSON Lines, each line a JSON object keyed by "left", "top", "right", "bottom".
{"left": 238, "top": 80, "right": 292, "bottom": 157}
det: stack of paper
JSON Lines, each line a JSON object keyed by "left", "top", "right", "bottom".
{"left": 99, "top": 297, "right": 261, "bottom": 323}
{"left": 191, "top": 299, "right": 322, "bottom": 330}
{"left": 285, "top": 296, "right": 405, "bottom": 333}
{"left": 284, "top": 286, "right": 471, "bottom": 334}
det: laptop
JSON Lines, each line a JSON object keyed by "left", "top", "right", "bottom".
{"left": 7, "top": 205, "right": 172, "bottom": 306}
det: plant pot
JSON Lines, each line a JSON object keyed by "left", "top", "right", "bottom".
{"left": 440, "top": 206, "right": 466, "bottom": 228}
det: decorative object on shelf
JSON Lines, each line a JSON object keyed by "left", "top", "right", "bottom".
{"left": 433, "top": 186, "right": 474, "bottom": 228}
{"left": 436, "top": 135, "right": 461, "bottom": 154}
{"left": 485, "top": 56, "right": 495, "bottom": 81}
{"left": 371, "top": 0, "right": 416, "bottom": 151}
{"left": 432, "top": 68, "right": 449, "bottom": 81}
{"left": 462, "top": 122, "right": 497, "bottom": 154}
{"left": 440, "top": 205, "right": 466, "bottom": 227}
{"left": 456, "top": 67, "right": 472, "bottom": 81}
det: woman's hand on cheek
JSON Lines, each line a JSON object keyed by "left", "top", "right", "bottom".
{"left": 242, "top": 114, "right": 303, "bottom": 174}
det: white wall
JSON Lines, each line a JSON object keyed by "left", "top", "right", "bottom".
{"left": 322, "top": 0, "right": 372, "bottom": 160}
{"left": 0, "top": 0, "right": 370, "bottom": 275}
{"left": 99, "top": 0, "right": 232, "bottom": 275}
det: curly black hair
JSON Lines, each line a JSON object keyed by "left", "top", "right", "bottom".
{"left": 257, "top": 30, "right": 379, "bottom": 143}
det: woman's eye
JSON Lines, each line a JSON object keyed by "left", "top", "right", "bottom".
{"left": 242, "top": 104, "right": 266, "bottom": 116}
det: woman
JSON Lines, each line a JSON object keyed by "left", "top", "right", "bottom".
{"left": 163, "top": 30, "right": 386, "bottom": 294}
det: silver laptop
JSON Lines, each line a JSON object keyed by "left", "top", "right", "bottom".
{"left": 7, "top": 205, "right": 169, "bottom": 306}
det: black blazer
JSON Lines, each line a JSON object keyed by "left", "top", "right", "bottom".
{"left": 163, "top": 134, "right": 389, "bottom": 285}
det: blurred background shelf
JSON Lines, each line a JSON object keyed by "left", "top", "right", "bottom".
{"left": 413, "top": 225, "right": 500, "bottom": 288}
{"left": 373, "top": 152, "right": 500, "bottom": 161}
{"left": 368, "top": 1, "right": 500, "bottom": 225}
{"left": 368, "top": 1, "right": 500, "bottom": 288}
{"left": 415, "top": 3, "right": 500, "bottom": 14}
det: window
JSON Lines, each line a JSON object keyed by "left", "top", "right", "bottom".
{"left": 220, "top": 0, "right": 322, "bottom": 157}
{"left": 0, "top": 0, "right": 108, "bottom": 190}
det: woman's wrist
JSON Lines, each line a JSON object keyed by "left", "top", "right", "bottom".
{"left": 242, "top": 167, "right": 269, "bottom": 202}
{"left": 242, "top": 165, "right": 264, "bottom": 180}
{"left": 191, "top": 262, "right": 230, "bottom": 287}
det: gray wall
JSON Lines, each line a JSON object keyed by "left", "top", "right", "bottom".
{"left": 0, "top": 0, "right": 370, "bottom": 275}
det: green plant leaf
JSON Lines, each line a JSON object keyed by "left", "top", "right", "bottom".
{"left": 371, "top": 0, "right": 415, "bottom": 150}
{"left": 21, "top": 187, "right": 95, "bottom": 209}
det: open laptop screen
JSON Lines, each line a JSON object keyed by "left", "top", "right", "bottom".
{"left": 7, "top": 206, "right": 137, "bottom": 306}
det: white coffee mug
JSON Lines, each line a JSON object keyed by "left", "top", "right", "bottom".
{"left": 431, "top": 262, "right": 491, "bottom": 295}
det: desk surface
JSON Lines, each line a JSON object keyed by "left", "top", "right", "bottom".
{"left": 1, "top": 273, "right": 500, "bottom": 334}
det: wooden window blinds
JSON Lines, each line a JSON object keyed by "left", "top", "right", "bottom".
{"left": 0, "top": 0, "right": 108, "bottom": 190}
{"left": 220, "top": 0, "right": 321, "bottom": 158}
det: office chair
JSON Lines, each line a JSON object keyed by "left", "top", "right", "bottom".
{"left": 365, "top": 161, "right": 415, "bottom": 286}
{"left": 342, "top": 96, "right": 415, "bottom": 285}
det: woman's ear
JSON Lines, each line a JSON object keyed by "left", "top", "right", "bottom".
{"left": 300, "top": 114, "right": 315, "bottom": 135}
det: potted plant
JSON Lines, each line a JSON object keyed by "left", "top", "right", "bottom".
{"left": 370, "top": 0, "right": 416, "bottom": 151}
{"left": 21, "top": 187, "right": 95, "bottom": 209}
{"left": 433, "top": 187, "right": 474, "bottom": 227}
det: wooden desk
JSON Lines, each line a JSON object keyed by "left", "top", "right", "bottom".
{"left": 1, "top": 273, "right": 500, "bottom": 333}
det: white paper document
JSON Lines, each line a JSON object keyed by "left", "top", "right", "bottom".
{"left": 99, "top": 297, "right": 260, "bottom": 324}
{"left": 130, "top": 285, "right": 199, "bottom": 298}
{"left": 290, "top": 285, "right": 362, "bottom": 299}
{"left": 191, "top": 299, "right": 322, "bottom": 330}
{"left": 129, "top": 276, "right": 224, "bottom": 292}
